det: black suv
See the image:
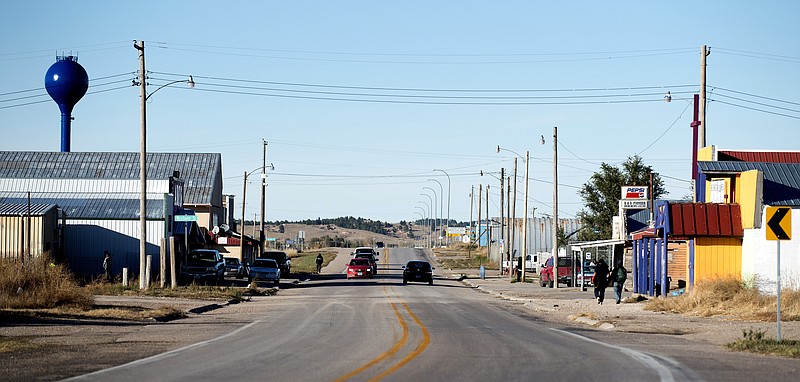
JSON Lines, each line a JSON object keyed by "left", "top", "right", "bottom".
{"left": 181, "top": 249, "right": 225, "bottom": 284}
{"left": 260, "top": 250, "right": 291, "bottom": 275}
{"left": 402, "top": 260, "right": 434, "bottom": 285}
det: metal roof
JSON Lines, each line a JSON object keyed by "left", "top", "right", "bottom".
{"left": 698, "top": 161, "right": 800, "bottom": 206}
{"left": 0, "top": 197, "right": 163, "bottom": 219}
{"left": 0, "top": 151, "right": 222, "bottom": 206}
{"left": 718, "top": 150, "right": 800, "bottom": 164}
{"left": 0, "top": 203, "right": 58, "bottom": 216}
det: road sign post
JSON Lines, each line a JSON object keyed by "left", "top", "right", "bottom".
{"left": 766, "top": 206, "right": 792, "bottom": 341}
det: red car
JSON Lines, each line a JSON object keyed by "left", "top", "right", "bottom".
{"left": 347, "top": 258, "right": 373, "bottom": 279}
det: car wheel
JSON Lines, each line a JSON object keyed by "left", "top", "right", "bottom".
{"left": 275, "top": 279, "right": 280, "bottom": 286}
{"left": 548, "top": 280, "right": 554, "bottom": 288}
{"left": 428, "top": 279, "right": 433, "bottom": 285}
{"left": 403, "top": 278, "right": 408, "bottom": 284}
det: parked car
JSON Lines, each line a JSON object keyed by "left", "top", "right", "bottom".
{"left": 181, "top": 249, "right": 225, "bottom": 284}
{"left": 260, "top": 250, "right": 291, "bottom": 275}
{"left": 402, "top": 260, "right": 434, "bottom": 285}
{"left": 539, "top": 256, "right": 574, "bottom": 287}
{"left": 223, "top": 257, "right": 245, "bottom": 279}
{"left": 249, "top": 258, "right": 281, "bottom": 285}
{"left": 354, "top": 252, "right": 378, "bottom": 275}
{"left": 346, "top": 258, "right": 373, "bottom": 279}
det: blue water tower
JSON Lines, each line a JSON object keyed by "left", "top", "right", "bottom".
{"left": 45, "top": 55, "right": 88, "bottom": 152}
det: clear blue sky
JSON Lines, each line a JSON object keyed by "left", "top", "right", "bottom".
{"left": 2, "top": 1, "right": 798, "bottom": 224}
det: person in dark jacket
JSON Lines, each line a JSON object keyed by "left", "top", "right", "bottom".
{"left": 611, "top": 261, "right": 628, "bottom": 304}
{"left": 592, "top": 258, "right": 610, "bottom": 304}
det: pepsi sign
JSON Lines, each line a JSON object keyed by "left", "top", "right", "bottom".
{"left": 621, "top": 186, "right": 648, "bottom": 200}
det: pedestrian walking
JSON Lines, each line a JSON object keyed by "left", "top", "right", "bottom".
{"left": 592, "top": 258, "right": 610, "bottom": 304}
{"left": 102, "top": 250, "right": 113, "bottom": 282}
{"left": 315, "top": 253, "right": 324, "bottom": 274}
{"left": 611, "top": 261, "right": 628, "bottom": 304}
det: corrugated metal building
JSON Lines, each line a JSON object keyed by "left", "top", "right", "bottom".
{"left": 0, "top": 203, "right": 62, "bottom": 261}
{"left": 0, "top": 151, "right": 223, "bottom": 277}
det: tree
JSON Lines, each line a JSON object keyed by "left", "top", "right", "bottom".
{"left": 578, "top": 155, "right": 667, "bottom": 241}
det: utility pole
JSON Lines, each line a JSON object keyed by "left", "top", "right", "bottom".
{"left": 477, "top": 184, "right": 482, "bottom": 253}
{"left": 486, "top": 184, "right": 490, "bottom": 261}
{"left": 499, "top": 167, "right": 504, "bottom": 275}
{"left": 552, "top": 126, "right": 559, "bottom": 289}
{"left": 699, "top": 44, "right": 710, "bottom": 148}
{"left": 241, "top": 171, "right": 247, "bottom": 262}
{"left": 521, "top": 151, "right": 529, "bottom": 283}
{"left": 260, "top": 139, "right": 267, "bottom": 256}
{"left": 469, "top": 188, "right": 474, "bottom": 258}
{"left": 135, "top": 40, "right": 148, "bottom": 289}
{"left": 507, "top": 175, "right": 512, "bottom": 277}
{"left": 510, "top": 158, "right": 517, "bottom": 281}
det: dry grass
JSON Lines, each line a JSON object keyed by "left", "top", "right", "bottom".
{"left": 0, "top": 255, "right": 93, "bottom": 310}
{"left": 86, "top": 280, "right": 247, "bottom": 301}
{"left": 291, "top": 250, "right": 337, "bottom": 274}
{"left": 432, "top": 242, "right": 477, "bottom": 257}
{"left": 0, "top": 337, "right": 42, "bottom": 353}
{"left": 645, "top": 277, "right": 800, "bottom": 321}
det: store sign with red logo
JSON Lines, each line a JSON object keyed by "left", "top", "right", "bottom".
{"left": 621, "top": 186, "right": 648, "bottom": 200}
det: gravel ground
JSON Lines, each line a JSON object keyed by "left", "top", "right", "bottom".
{"left": 0, "top": 296, "right": 274, "bottom": 382}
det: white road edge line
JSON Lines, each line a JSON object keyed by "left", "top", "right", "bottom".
{"left": 64, "top": 320, "right": 263, "bottom": 381}
{"left": 551, "top": 328, "right": 676, "bottom": 382}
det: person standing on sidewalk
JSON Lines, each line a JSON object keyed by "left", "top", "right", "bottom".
{"left": 611, "top": 261, "right": 628, "bottom": 304}
{"left": 592, "top": 258, "right": 610, "bottom": 304}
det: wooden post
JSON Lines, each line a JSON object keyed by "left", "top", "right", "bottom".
{"left": 169, "top": 236, "right": 177, "bottom": 288}
{"left": 160, "top": 238, "right": 166, "bottom": 288}
{"left": 145, "top": 255, "right": 152, "bottom": 289}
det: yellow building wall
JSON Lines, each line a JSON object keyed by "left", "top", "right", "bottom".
{"left": 737, "top": 170, "right": 761, "bottom": 229}
{"left": 698, "top": 145, "right": 715, "bottom": 161}
{"left": 694, "top": 237, "right": 742, "bottom": 281}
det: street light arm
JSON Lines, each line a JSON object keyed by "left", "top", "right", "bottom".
{"left": 145, "top": 76, "right": 195, "bottom": 101}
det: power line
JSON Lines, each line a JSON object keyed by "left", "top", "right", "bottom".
{"left": 709, "top": 98, "right": 800, "bottom": 120}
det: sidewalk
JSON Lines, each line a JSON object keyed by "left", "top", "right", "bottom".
{"left": 437, "top": 262, "right": 799, "bottom": 346}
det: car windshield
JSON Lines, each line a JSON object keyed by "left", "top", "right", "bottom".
{"left": 188, "top": 251, "right": 217, "bottom": 264}
{"left": 407, "top": 262, "right": 430, "bottom": 270}
{"left": 252, "top": 259, "right": 278, "bottom": 268}
{"left": 350, "top": 259, "right": 370, "bottom": 266}
{"left": 224, "top": 258, "right": 239, "bottom": 265}
{"left": 355, "top": 254, "right": 374, "bottom": 260}
{"left": 557, "top": 258, "right": 572, "bottom": 267}
{"left": 355, "top": 248, "right": 374, "bottom": 254}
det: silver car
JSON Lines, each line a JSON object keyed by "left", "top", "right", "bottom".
{"left": 248, "top": 258, "right": 281, "bottom": 285}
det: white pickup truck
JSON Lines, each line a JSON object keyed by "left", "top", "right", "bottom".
{"left": 502, "top": 254, "right": 537, "bottom": 273}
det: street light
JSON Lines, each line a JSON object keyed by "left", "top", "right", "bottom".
{"left": 413, "top": 211, "right": 425, "bottom": 248}
{"left": 418, "top": 200, "right": 432, "bottom": 248}
{"left": 241, "top": 163, "right": 274, "bottom": 264}
{"left": 433, "top": 169, "right": 451, "bottom": 243}
{"left": 423, "top": 185, "right": 439, "bottom": 247}
{"left": 497, "top": 138, "right": 544, "bottom": 283}
{"left": 135, "top": 40, "right": 194, "bottom": 289}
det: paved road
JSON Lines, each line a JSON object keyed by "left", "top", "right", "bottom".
{"left": 68, "top": 247, "right": 700, "bottom": 382}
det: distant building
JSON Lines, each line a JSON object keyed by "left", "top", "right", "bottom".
{"left": 0, "top": 151, "right": 223, "bottom": 277}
